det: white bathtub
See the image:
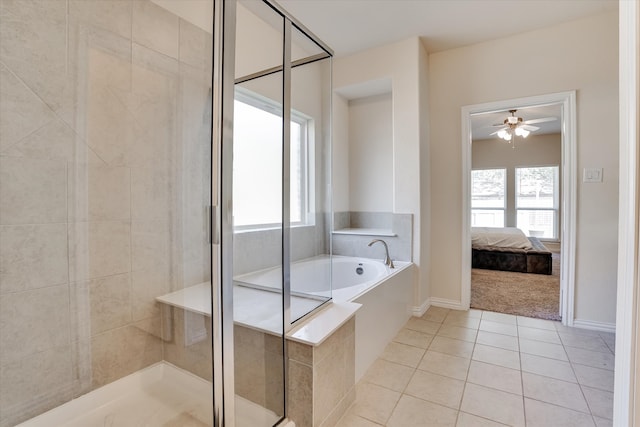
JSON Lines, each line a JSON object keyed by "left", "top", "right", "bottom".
{"left": 235, "top": 255, "right": 414, "bottom": 380}
{"left": 234, "top": 255, "right": 409, "bottom": 301}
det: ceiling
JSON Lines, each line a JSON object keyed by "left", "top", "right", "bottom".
{"left": 277, "top": 0, "right": 616, "bottom": 56}
{"left": 471, "top": 104, "right": 562, "bottom": 141}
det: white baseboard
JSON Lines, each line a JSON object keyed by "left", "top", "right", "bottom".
{"left": 429, "top": 297, "right": 464, "bottom": 310}
{"left": 411, "top": 299, "right": 430, "bottom": 317}
{"left": 572, "top": 319, "right": 616, "bottom": 333}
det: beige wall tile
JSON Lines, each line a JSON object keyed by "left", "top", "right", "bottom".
{"left": 163, "top": 308, "right": 212, "bottom": 381}
{"left": 314, "top": 343, "right": 348, "bottom": 425}
{"left": 132, "top": 220, "right": 171, "bottom": 271}
{"left": 69, "top": 221, "right": 131, "bottom": 282}
{"left": 0, "top": 157, "right": 66, "bottom": 225}
{"left": 71, "top": 273, "right": 132, "bottom": 336}
{"left": 0, "top": 0, "right": 67, "bottom": 116}
{"left": 0, "top": 224, "right": 68, "bottom": 294}
{"left": 131, "top": 165, "right": 173, "bottom": 221}
{"left": 131, "top": 267, "right": 171, "bottom": 321}
{"left": 0, "top": 346, "right": 75, "bottom": 427}
{"left": 69, "top": 0, "right": 132, "bottom": 39}
{"left": 179, "top": 19, "right": 209, "bottom": 70}
{"left": 288, "top": 359, "right": 313, "bottom": 427}
{"left": 0, "top": 64, "right": 55, "bottom": 152}
{"left": 90, "top": 324, "right": 162, "bottom": 389}
{"left": 0, "top": 284, "right": 70, "bottom": 364}
{"left": 133, "top": 1, "right": 179, "bottom": 59}
{"left": 68, "top": 164, "right": 131, "bottom": 222}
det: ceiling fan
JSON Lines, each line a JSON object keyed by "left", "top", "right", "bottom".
{"left": 490, "top": 109, "right": 557, "bottom": 141}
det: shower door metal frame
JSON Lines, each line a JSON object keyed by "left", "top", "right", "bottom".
{"left": 211, "top": 0, "right": 237, "bottom": 426}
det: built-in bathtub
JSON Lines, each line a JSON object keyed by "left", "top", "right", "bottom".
{"left": 235, "top": 255, "right": 414, "bottom": 380}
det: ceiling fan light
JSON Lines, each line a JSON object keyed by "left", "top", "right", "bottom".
{"left": 521, "top": 129, "right": 530, "bottom": 138}
{"left": 515, "top": 127, "right": 524, "bottom": 136}
{"left": 507, "top": 116, "right": 518, "bottom": 124}
{"left": 504, "top": 133, "right": 512, "bottom": 141}
{"left": 497, "top": 129, "right": 506, "bottom": 139}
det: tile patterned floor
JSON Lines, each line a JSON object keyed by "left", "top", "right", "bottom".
{"left": 336, "top": 307, "right": 615, "bottom": 427}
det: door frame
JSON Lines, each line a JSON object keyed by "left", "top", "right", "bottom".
{"left": 460, "top": 91, "right": 577, "bottom": 325}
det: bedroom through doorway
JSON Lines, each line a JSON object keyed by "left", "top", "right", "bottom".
{"left": 463, "top": 94, "right": 576, "bottom": 322}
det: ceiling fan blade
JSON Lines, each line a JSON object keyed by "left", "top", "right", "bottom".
{"left": 521, "top": 125, "right": 540, "bottom": 131}
{"left": 489, "top": 129, "right": 503, "bottom": 136}
{"left": 491, "top": 123, "right": 505, "bottom": 127}
{"left": 524, "top": 117, "right": 557, "bottom": 125}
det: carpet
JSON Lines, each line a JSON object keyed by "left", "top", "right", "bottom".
{"left": 471, "top": 251, "right": 561, "bottom": 321}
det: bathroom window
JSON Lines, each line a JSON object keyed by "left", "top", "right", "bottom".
{"left": 233, "top": 88, "right": 313, "bottom": 229}
{"left": 516, "top": 166, "right": 559, "bottom": 239}
{"left": 471, "top": 168, "right": 506, "bottom": 227}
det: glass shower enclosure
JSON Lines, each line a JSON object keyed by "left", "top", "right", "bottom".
{"left": 0, "top": 0, "right": 331, "bottom": 426}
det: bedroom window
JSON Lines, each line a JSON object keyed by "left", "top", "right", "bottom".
{"left": 516, "top": 166, "right": 559, "bottom": 239}
{"left": 233, "top": 89, "right": 312, "bottom": 230}
{"left": 471, "top": 168, "right": 506, "bottom": 227}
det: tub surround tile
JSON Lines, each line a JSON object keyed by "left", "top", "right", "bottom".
{"left": 69, "top": 0, "right": 132, "bottom": 39}
{"left": 179, "top": 19, "right": 210, "bottom": 70}
{"left": 131, "top": 267, "right": 171, "bottom": 321}
{"left": 0, "top": 224, "right": 68, "bottom": 294}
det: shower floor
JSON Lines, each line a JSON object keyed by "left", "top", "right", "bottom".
{"left": 17, "top": 362, "right": 280, "bottom": 427}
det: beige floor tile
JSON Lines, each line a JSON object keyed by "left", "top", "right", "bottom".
{"left": 428, "top": 336, "right": 475, "bottom": 359}
{"left": 381, "top": 342, "right": 425, "bottom": 368}
{"left": 564, "top": 346, "right": 615, "bottom": 371}
{"left": 460, "top": 383, "right": 524, "bottom": 427}
{"left": 522, "top": 372, "right": 590, "bottom": 413}
{"left": 554, "top": 324, "right": 601, "bottom": 337}
{"left": 456, "top": 412, "right": 509, "bottom": 426}
{"left": 481, "top": 311, "right": 517, "bottom": 325}
{"left": 362, "top": 358, "right": 415, "bottom": 392}
{"left": 559, "top": 333, "right": 611, "bottom": 353}
{"left": 418, "top": 350, "right": 470, "bottom": 381}
{"left": 520, "top": 353, "right": 576, "bottom": 383}
{"left": 442, "top": 315, "right": 481, "bottom": 330}
{"left": 437, "top": 325, "right": 478, "bottom": 343}
{"left": 467, "top": 360, "right": 522, "bottom": 395}
{"left": 405, "top": 317, "right": 441, "bottom": 334}
{"left": 335, "top": 412, "right": 382, "bottom": 427}
{"left": 517, "top": 326, "right": 561, "bottom": 344}
{"left": 393, "top": 328, "right": 434, "bottom": 349}
{"left": 573, "top": 364, "right": 615, "bottom": 392}
{"left": 519, "top": 338, "right": 568, "bottom": 361}
{"left": 479, "top": 320, "right": 518, "bottom": 337}
{"left": 472, "top": 344, "right": 520, "bottom": 370}
{"left": 582, "top": 386, "right": 614, "bottom": 420}
{"left": 516, "top": 316, "right": 558, "bottom": 331}
{"left": 352, "top": 382, "right": 401, "bottom": 425}
{"left": 387, "top": 394, "right": 458, "bottom": 427}
{"left": 421, "top": 306, "right": 450, "bottom": 323}
{"left": 404, "top": 370, "right": 465, "bottom": 409}
{"left": 524, "top": 398, "right": 596, "bottom": 427}
{"left": 476, "top": 331, "right": 519, "bottom": 351}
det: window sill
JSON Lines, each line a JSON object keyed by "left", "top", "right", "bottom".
{"left": 332, "top": 228, "right": 396, "bottom": 237}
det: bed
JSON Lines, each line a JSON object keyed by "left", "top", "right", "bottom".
{"left": 471, "top": 227, "right": 553, "bottom": 275}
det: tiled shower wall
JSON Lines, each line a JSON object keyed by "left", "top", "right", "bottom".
{"left": 0, "top": 1, "right": 212, "bottom": 425}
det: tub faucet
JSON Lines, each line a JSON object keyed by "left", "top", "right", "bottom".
{"left": 368, "top": 239, "right": 395, "bottom": 268}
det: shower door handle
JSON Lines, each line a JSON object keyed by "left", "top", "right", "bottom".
{"left": 208, "top": 205, "right": 221, "bottom": 245}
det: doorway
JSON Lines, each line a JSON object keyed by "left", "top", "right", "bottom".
{"left": 460, "top": 91, "right": 577, "bottom": 325}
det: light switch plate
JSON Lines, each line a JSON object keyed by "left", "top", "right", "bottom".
{"left": 583, "top": 168, "right": 603, "bottom": 183}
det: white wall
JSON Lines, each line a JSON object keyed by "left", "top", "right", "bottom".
{"left": 333, "top": 37, "right": 429, "bottom": 311}
{"left": 472, "top": 133, "right": 562, "bottom": 233}
{"left": 348, "top": 93, "right": 393, "bottom": 212}
{"left": 428, "top": 11, "right": 619, "bottom": 324}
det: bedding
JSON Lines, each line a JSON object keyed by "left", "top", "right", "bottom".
{"left": 471, "top": 227, "right": 553, "bottom": 275}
